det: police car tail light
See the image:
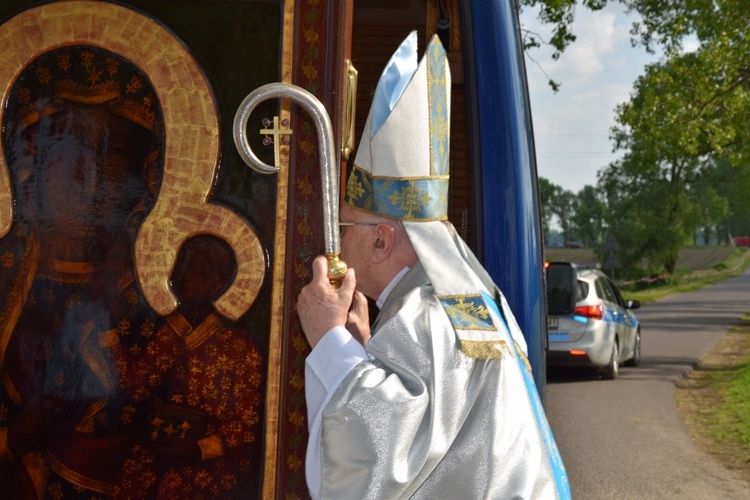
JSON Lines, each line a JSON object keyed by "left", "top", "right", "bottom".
{"left": 574, "top": 305, "right": 603, "bottom": 320}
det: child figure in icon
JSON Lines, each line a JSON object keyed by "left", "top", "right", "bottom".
{"left": 115, "top": 234, "right": 265, "bottom": 498}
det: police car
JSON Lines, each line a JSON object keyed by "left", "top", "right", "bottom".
{"left": 545, "top": 262, "right": 641, "bottom": 379}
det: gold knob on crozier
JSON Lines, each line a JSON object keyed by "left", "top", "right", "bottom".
{"left": 326, "top": 254, "right": 348, "bottom": 289}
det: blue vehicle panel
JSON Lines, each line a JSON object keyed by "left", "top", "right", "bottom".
{"left": 464, "top": 0, "right": 547, "bottom": 396}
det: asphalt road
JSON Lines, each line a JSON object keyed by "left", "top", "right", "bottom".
{"left": 545, "top": 266, "right": 750, "bottom": 499}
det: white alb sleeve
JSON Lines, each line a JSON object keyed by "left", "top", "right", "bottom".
{"left": 304, "top": 326, "right": 369, "bottom": 499}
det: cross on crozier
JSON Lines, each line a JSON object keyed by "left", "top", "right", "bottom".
{"left": 260, "top": 116, "right": 292, "bottom": 168}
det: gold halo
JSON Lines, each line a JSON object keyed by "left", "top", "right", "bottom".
{"left": 0, "top": 0, "right": 265, "bottom": 320}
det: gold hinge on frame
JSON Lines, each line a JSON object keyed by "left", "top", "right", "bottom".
{"left": 341, "top": 59, "right": 358, "bottom": 160}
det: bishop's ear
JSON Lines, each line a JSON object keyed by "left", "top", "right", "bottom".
{"left": 371, "top": 223, "right": 396, "bottom": 263}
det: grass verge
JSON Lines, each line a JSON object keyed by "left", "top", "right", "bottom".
{"left": 621, "top": 248, "right": 750, "bottom": 304}
{"left": 675, "top": 314, "right": 750, "bottom": 479}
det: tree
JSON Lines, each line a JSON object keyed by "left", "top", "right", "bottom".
{"left": 610, "top": 0, "right": 750, "bottom": 165}
{"left": 598, "top": 151, "right": 728, "bottom": 274}
{"left": 602, "top": 0, "right": 747, "bottom": 272}
{"left": 572, "top": 185, "right": 606, "bottom": 247}
{"left": 538, "top": 176, "right": 557, "bottom": 237}
{"left": 538, "top": 177, "right": 577, "bottom": 244}
{"left": 612, "top": 50, "right": 750, "bottom": 171}
{"left": 705, "top": 158, "right": 750, "bottom": 241}
{"left": 526, "top": 1, "right": 748, "bottom": 269}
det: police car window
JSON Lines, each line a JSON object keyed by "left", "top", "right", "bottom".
{"left": 576, "top": 281, "right": 589, "bottom": 302}
{"left": 594, "top": 279, "right": 606, "bottom": 300}
{"left": 607, "top": 279, "right": 626, "bottom": 307}
{"left": 598, "top": 278, "right": 616, "bottom": 303}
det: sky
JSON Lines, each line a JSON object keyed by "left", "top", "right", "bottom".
{"left": 519, "top": 4, "right": 670, "bottom": 194}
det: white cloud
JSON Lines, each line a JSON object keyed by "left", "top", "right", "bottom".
{"left": 521, "top": 4, "right": 660, "bottom": 193}
{"left": 555, "top": 12, "right": 618, "bottom": 83}
{"left": 681, "top": 37, "right": 701, "bottom": 54}
{"left": 532, "top": 84, "right": 631, "bottom": 193}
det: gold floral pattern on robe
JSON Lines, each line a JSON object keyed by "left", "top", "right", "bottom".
{"left": 114, "top": 313, "right": 264, "bottom": 499}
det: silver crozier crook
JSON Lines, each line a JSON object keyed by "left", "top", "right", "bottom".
{"left": 233, "top": 83, "right": 348, "bottom": 286}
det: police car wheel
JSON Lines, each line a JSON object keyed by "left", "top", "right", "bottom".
{"left": 624, "top": 329, "right": 641, "bottom": 367}
{"left": 600, "top": 342, "right": 619, "bottom": 380}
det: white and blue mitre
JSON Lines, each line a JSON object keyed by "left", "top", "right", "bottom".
{"left": 345, "top": 31, "right": 524, "bottom": 360}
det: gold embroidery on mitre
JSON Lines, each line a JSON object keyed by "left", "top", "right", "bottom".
{"left": 387, "top": 181, "right": 433, "bottom": 219}
{"left": 345, "top": 165, "right": 449, "bottom": 221}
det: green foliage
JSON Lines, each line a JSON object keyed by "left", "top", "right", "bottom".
{"left": 706, "top": 158, "right": 750, "bottom": 239}
{"left": 538, "top": 177, "right": 577, "bottom": 243}
{"left": 623, "top": 0, "right": 750, "bottom": 56}
{"left": 598, "top": 157, "right": 698, "bottom": 274}
{"left": 612, "top": 47, "right": 750, "bottom": 167}
{"left": 691, "top": 314, "right": 750, "bottom": 464}
{"left": 602, "top": 0, "right": 748, "bottom": 272}
{"left": 538, "top": 176, "right": 556, "bottom": 237}
{"left": 572, "top": 185, "right": 606, "bottom": 247}
{"left": 529, "top": 1, "right": 750, "bottom": 267}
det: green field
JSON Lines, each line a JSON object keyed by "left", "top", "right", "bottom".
{"left": 544, "top": 246, "right": 735, "bottom": 271}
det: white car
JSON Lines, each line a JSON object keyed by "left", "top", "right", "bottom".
{"left": 545, "top": 262, "right": 641, "bottom": 379}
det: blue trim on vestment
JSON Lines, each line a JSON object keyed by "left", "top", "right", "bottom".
{"left": 439, "top": 294, "right": 494, "bottom": 331}
{"left": 483, "top": 292, "right": 572, "bottom": 499}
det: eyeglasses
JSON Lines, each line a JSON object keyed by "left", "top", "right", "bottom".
{"left": 338, "top": 222, "right": 379, "bottom": 228}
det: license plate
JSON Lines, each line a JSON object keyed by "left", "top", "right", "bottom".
{"left": 547, "top": 317, "right": 558, "bottom": 329}
{"left": 548, "top": 332, "right": 569, "bottom": 342}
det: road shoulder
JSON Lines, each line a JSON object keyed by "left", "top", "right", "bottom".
{"left": 676, "top": 315, "right": 750, "bottom": 481}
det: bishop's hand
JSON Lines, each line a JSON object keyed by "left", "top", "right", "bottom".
{"left": 298, "top": 255, "right": 357, "bottom": 349}
{"left": 346, "top": 289, "right": 370, "bottom": 346}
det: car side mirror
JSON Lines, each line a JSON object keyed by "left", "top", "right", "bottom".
{"left": 626, "top": 300, "right": 641, "bottom": 310}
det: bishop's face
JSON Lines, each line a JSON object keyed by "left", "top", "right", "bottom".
{"left": 339, "top": 205, "right": 381, "bottom": 300}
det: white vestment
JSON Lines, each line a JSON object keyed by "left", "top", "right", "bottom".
{"left": 305, "top": 263, "right": 562, "bottom": 499}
